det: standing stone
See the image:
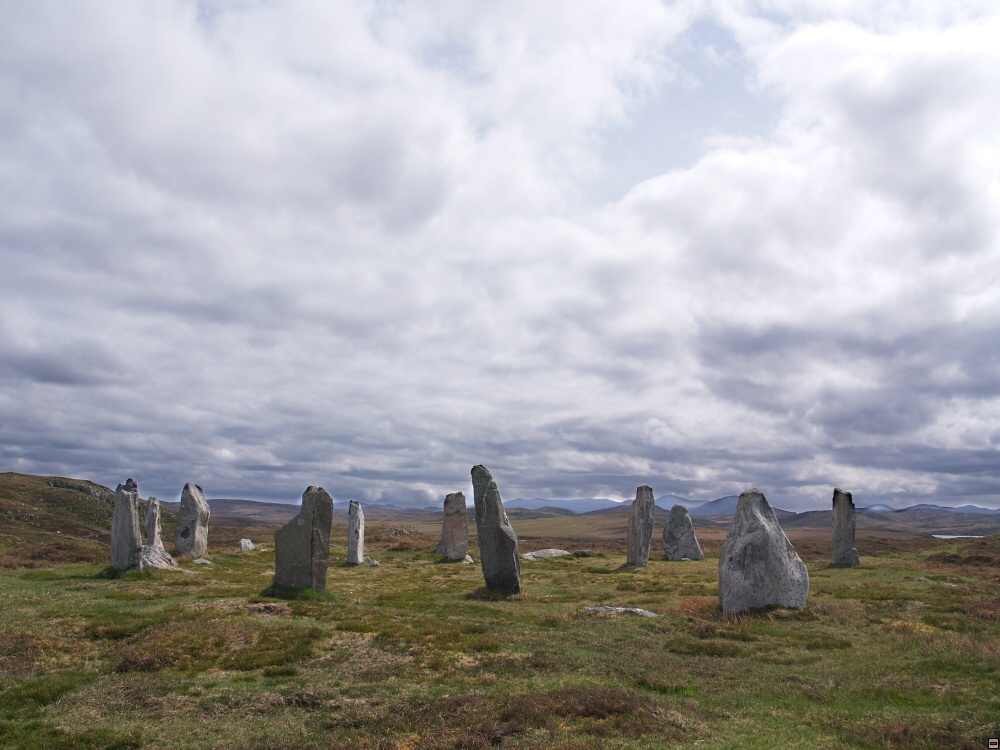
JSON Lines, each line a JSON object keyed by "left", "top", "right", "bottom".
{"left": 111, "top": 482, "right": 143, "bottom": 571}
{"left": 831, "top": 488, "right": 860, "bottom": 567}
{"left": 239, "top": 539, "right": 255, "bottom": 552}
{"left": 718, "top": 489, "right": 809, "bottom": 614}
{"left": 663, "top": 504, "right": 704, "bottom": 561}
{"left": 626, "top": 485, "right": 656, "bottom": 567}
{"left": 347, "top": 500, "right": 365, "bottom": 565}
{"left": 471, "top": 465, "right": 521, "bottom": 593}
{"left": 273, "top": 486, "right": 333, "bottom": 592}
{"left": 175, "top": 483, "right": 210, "bottom": 557}
{"left": 435, "top": 491, "right": 469, "bottom": 561}
{"left": 144, "top": 496, "right": 163, "bottom": 549}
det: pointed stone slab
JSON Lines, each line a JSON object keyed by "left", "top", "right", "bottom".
{"left": 175, "top": 483, "right": 210, "bottom": 557}
{"left": 626, "top": 485, "right": 655, "bottom": 567}
{"left": 273, "top": 486, "right": 333, "bottom": 592}
{"left": 435, "top": 491, "right": 469, "bottom": 561}
{"left": 831, "top": 488, "right": 860, "bottom": 566}
{"left": 347, "top": 500, "right": 365, "bottom": 565}
{"left": 471, "top": 465, "right": 521, "bottom": 593}
{"left": 719, "top": 489, "right": 809, "bottom": 614}
{"left": 663, "top": 504, "right": 704, "bottom": 561}
{"left": 144, "top": 496, "right": 163, "bottom": 549}
{"left": 111, "top": 482, "right": 143, "bottom": 571}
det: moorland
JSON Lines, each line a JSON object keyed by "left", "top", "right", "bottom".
{"left": 0, "top": 472, "right": 998, "bottom": 749}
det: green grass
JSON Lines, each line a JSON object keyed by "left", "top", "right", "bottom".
{"left": 0, "top": 536, "right": 997, "bottom": 749}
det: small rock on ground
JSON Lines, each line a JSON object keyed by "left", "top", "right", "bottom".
{"left": 582, "top": 606, "right": 658, "bottom": 618}
{"left": 521, "top": 548, "right": 570, "bottom": 561}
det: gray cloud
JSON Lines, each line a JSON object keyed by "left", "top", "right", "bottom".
{"left": 1, "top": 2, "right": 999, "bottom": 512}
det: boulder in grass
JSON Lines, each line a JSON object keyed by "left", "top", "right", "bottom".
{"left": 718, "top": 489, "right": 809, "bottom": 614}
{"left": 240, "top": 539, "right": 255, "bottom": 552}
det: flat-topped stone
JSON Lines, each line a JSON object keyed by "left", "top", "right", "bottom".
{"left": 347, "top": 500, "right": 365, "bottom": 565}
{"left": 111, "top": 482, "right": 143, "bottom": 571}
{"left": 626, "top": 485, "right": 655, "bottom": 567}
{"left": 719, "top": 489, "right": 809, "bottom": 614}
{"left": 175, "top": 483, "right": 210, "bottom": 557}
{"left": 435, "top": 492, "right": 469, "bottom": 561}
{"left": 471, "top": 465, "right": 521, "bottom": 593}
{"left": 663, "top": 504, "right": 704, "bottom": 561}
{"left": 831, "top": 488, "right": 860, "bottom": 567}
{"left": 273, "top": 486, "right": 333, "bottom": 592}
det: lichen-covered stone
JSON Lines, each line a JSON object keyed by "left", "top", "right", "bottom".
{"left": 347, "top": 500, "right": 365, "bottom": 565}
{"left": 626, "top": 485, "right": 655, "bottom": 567}
{"left": 663, "top": 504, "right": 704, "bottom": 561}
{"left": 240, "top": 538, "right": 255, "bottom": 552}
{"left": 831, "top": 488, "right": 860, "bottom": 567}
{"left": 175, "top": 483, "right": 210, "bottom": 557}
{"left": 111, "top": 482, "right": 143, "bottom": 571}
{"left": 719, "top": 489, "right": 809, "bottom": 614}
{"left": 144, "top": 496, "right": 163, "bottom": 549}
{"left": 435, "top": 492, "right": 469, "bottom": 561}
{"left": 471, "top": 465, "right": 520, "bottom": 593}
{"left": 273, "top": 486, "right": 333, "bottom": 592}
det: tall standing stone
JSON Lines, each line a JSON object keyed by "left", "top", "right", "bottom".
{"left": 435, "top": 492, "right": 469, "bottom": 561}
{"left": 144, "top": 496, "right": 163, "bottom": 549}
{"left": 175, "top": 483, "right": 210, "bottom": 557}
{"left": 831, "top": 488, "right": 860, "bottom": 567}
{"left": 471, "top": 465, "right": 520, "bottom": 593}
{"left": 663, "top": 504, "right": 704, "bottom": 561}
{"left": 273, "top": 486, "right": 333, "bottom": 592}
{"left": 718, "top": 489, "right": 809, "bottom": 614}
{"left": 626, "top": 485, "right": 656, "bottom": 567}
{"left": 111, "top": 482, "right": 143, "bottom": 571}
{"left": 347, "top": 500, "right": 365, "bottom": 565}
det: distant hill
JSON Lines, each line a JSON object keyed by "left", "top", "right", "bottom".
{"left": 506, "top": 506, "right": 579, "bottom": 520}
{"left": 688, "top": 495, "right": 740, "bottom": 516}
{"left": 506, "top": 497, "right": 620, "bottom": 513}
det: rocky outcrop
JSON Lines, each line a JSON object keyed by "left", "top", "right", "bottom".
{"left": 144, "top": 496, "right": 163, "bottom": 549}
{"left": 662, "top": 504, "right": 704, "bottom": 561}
{"left": 831, "top": 488, "right": 860, "bottom": 567}
{"left": 111, "top": 482, "right": 143, "bottom": 571}
{"left": 175, "top": 483, "right": 210, "bottom": 557}
{"left": 718, "top": 489, "right": 809, "bottom": 614}
{"left": 435, "top": 491, "right": 469, "bottom": 561}
{"left": 471, "top": 465, "right": 521, "bottom": 593}
{"left": 273, "top": 486, "right": 333, "bottom": 592}
{"left": 626, "top": 485, "right": 655, "bottom": 567}
{"left": 347, "top": 500, "right": 365, "bottom": 565}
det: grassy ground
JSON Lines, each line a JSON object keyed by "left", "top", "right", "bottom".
{"left": 0, "top": 528, "right": 997, "bottom": 749}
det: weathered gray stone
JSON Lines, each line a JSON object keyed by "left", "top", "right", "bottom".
{"left": 144, "top": 496, "right": 163, "bottom": 549}
{"left": 626, "top": 485, "right": 655, "bottom": 567}
{"left": 111, "top": 482, "right": 143, "bottom": 571}
{"left": 663, "top": 504, "right": 704, "bottom": 561}
{"left": 718, "top": 489, "right": 809, "bottom": 614}
{"left": 273, "top": 486, "right": 333, "bottom": 592}
{"left": 582, "top": 606, "right": 658, "bottom": 618}
{"left": 175, "top": 483, "right": 210, "bottom": 557}
{"left": 434, "top": 492, "right": 469, "bottom": 561}
{"left": 831, "top": 488, "right": 860, "bottom": 567}
{"left": 240, "top": 538, "right": 255, "bottom": 552}
{"left": 137, "top": 545, "right": 178, "bottom": 571}
{"left": 347, "top": 500, "right": 365, "bottom": 565}
{"left": 471, "top": 465, "right": 521, "bottom": 593}
{"left": 521, "top": 548, "right": 570, "bottom": 561}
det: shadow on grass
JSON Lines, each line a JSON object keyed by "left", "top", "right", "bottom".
{"left": 257, "top": 583, "right": 333, "bottom": 601}
{"left": 96, "top": 567, "right": 152, "bottom": 581}
{"left": 465, "top": 587, "right": 529, "bottom": 602}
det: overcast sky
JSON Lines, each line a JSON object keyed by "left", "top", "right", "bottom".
{"left": 2, "top": 1, "right": 999, "bottom": 511}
